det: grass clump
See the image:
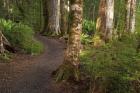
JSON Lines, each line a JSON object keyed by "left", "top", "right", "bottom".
{"left": 0, "top": 52, "right": 12, "bottom": 63}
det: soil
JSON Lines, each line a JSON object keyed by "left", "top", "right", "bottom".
{"left": 0, "top": 35, "right": 78, "bottom": 93}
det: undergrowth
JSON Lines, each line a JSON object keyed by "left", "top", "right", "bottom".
{"left": 0, "top": 18, "right": 43, "bottom": 55}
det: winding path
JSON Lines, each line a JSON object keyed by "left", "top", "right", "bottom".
{"left": 0, "top": 35, "right": 70, "bottom": 93}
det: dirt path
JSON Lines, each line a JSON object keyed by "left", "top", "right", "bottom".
{"left": 0, "top": 35, "right": 71, "bottom": 93}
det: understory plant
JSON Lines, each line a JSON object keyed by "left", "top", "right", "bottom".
{"left": 83, "top": 20, "right": 96, "bottom": 36}
{"left": 0, "top": 18, "right": 43, "bottom": 55}
{"left": 81, "top": 20, "right": 96, "bottom": 45}
{"left": 80, "top": 34, "right": 140, "bottom": 93}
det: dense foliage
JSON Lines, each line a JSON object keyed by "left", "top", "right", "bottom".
{"left": 81, "top": 34, "right": 140, "bottom": 93}
{"left": 0, "top": 18, "right": 43, "bottom": 55}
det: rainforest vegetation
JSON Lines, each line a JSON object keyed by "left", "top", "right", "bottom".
{"left": 0, "top": 0, "right": 140, "bottom": 93}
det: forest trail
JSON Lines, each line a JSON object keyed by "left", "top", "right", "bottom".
{"left": 0, "top": 35, "right": 71, "bottom": 93}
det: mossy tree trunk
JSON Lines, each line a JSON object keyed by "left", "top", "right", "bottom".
{"left": 56, "top": 0, "right": 83, "bottom": 81}
{"left": 65, "top": 0, "right": 83, "bottom": 69}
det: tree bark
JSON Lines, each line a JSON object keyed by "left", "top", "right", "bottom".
{"left": 42, "top": 0, "right": 61, "bottom": 36}
{"left": 96, "top": 0, "right": 114, "bottom": 43}
{"left": 55, "top": 0, "right": 61, "bottom": 35}
{"left": 65, "top": 0, "right": 83, "bottom": 67}
{"left": 56, "top": 0, "right": 83, "bottom": 81}
{"left": 41, "top": 0, "right": 49, "bottom": 34}
{"left": 105, "top": 0, "right": 114, "bottom": 41}
{"left": 96, "top": 0, "right": 106, "bottom": 40}
{"left": 0, "top": 30, "right": 13, "bottom": 53}
{"left": 126, "top": 0, "right": 131, "bottom": 32}
{"left": 130, "top": 0, "right": 136, "bottom": 32}
{"left": 126, "top": 0, "right": 137, "bottom": 32}
{"left": 60, "top": 0, "right": 68, "bottom": 36}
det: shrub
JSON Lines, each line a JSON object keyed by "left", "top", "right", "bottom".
{"left": 80, "top": 34, "right": 140, "bottom": 93}
{"left": 0, "top": 18, "right": 43, "bottom": 55}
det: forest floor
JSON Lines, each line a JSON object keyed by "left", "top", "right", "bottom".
{"left": 0, "top": 35, "right": 80, "bottom": 93}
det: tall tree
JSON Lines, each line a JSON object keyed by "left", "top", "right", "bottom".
{"left": 126, "top": 0, "right": 137, "bottom": 32}
{"left": 56, "top": 0, "right": 83, "bottom": 81}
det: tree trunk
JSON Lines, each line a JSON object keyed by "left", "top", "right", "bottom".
{"left": 60, "top": 0, "right": 68, "bottom": 36}
{"left": 96, "top": 0, "right": 106, "bottom": 40}
{"left": 41, "top": 0, "right": 49, "bottom": 34}
{"left": 55, "top": 0, "right": 61, "bottom": 35}
{"left": 42, "top": 0, "right": 61, "bottom": 36}
{"left": 126, "top": 0, "right": 137, "bottom": 32}
{"left": 95, "top": 0, "right": 114, "bottom": 43}
{"left": 105, "top": 0, "right": 114, "bottom": 41}
{"left": 130, "top": 0, "right": 136, "bottom": 32}
{"left": 65, "top": 0, "right": 83, "bottom": 67}
{"left": 126, "top": 0, "right": 131, "bottom": 32}
{"left": 56, "top": 0, "right": 83, "bottom": 81}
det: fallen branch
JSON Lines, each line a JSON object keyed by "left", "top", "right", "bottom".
{"left": 0, "top": 30, "right": 5, "bottom": 53}
{"left": 0, "top": 30, "right": 14, "bottom": 53}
